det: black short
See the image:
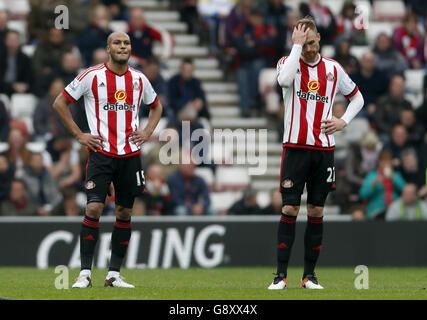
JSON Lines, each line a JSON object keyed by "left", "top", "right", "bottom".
{"left": 279, "top": 146, "right": 335, "bottom": 207}
{"left": 85, "top": 151, "right": 145, "bottom": 209}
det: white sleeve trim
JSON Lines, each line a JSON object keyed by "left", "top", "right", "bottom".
{"left": 341, "top": 90, "right": 364, "bottom": 124}
{"left": 277, "top": 44, "right": 302, "bottom": 88}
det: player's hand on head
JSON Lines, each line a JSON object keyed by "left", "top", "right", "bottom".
{"left": 292, "top": 23, "right": 309, "bottom": 46}
{"left": 129, "top": 130, "right": 150, "bottom": 147}
{"left": 321, "top": 116, "right": 347, "bottom": 135}
{"left": 77, "top": 133, "right": 104, "bottom": 152}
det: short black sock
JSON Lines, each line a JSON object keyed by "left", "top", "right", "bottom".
{"left": 277, "top": 214, "right": 297, "bottom": 278}
{"left": 80, "top": 215, "right": 100, "bottom": 270}
{"left": 303, "top": 216, "right": 323, "bottom": 278}
{"left": 109, "top": 218, "right": 132, "bottom": 272}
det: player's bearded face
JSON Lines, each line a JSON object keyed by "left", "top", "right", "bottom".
{"left": 109, "top": 38, "right": 131, "bottom": 64}
{"left": 302, "top": 30, "right": 320, "bottom": 62}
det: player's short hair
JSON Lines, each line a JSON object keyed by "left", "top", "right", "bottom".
{"left": 295, "top": 16, "right": 318, "bottom": 34}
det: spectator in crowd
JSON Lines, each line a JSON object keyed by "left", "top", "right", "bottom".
{"left": 21, "top": 152, "right": 62, "bottom": 216}
{"left": 334, "top": 1, "right": 366, "bottom": 45}
{"left": 260, "top": 188, "right": 282, "bottom": 215}
{"left": 386, "top": 183, "right": 427, "bottom": 220}
{"left": 374, "top": 75, "right": 412, "bottom": 138}
{"left": 66, "top": 0, "right": 93, "bottom": 40}
{"left": 384, "top": 124, "right": 414, "bottom": 168}
{"left": 0, "top": 179, "right": 38, "bottom": 216}
{"left": 45, "top": 134, "right": 81, "bottom": 193}
{"left": 373, "top": 33, "right": 408, "bottom": 78}
{"left": 404, "top": 0, "right": 427, "bottom": 19}
{"left": 339, "top": 130, "right": 381, "bottom": 212}
{"left": 0, "top": 9, "right": 9, "bottom": 51}
{"left": 262, "top": 0, "right": 291, "bottom": 62}
{"left": 399, "top": 106, "right": 425, "bottom": 149}
{"left": 102, "top": 0, "right": 128, "bottom": 20}
{"left": 392, "top": 12, "right": 424, "bottom": 69}
{"left": 52, "top": 186, "right": 84, "bottom": 216}
{"left": 221, "top": 0, "right": 253, "bottom": 78}
{"left": 228, "top": 187, "right": 261, "bottom": 215}
{"left": 167, "top": 158, "right": 212, "bottom": 215}
{"left": 300, "top": 0, "right": 336, "bottom": 45}
{"left": 138, "top": 164, "right": 174, "bottom": 216}
{"left": 33, "top": 78, "right": 68, "bottom": 141}
{"left": 127, "top": 7, "right": 173, "bottom": 67}
{"left": 175, "top": 0, "right": 202, "bottom": 37}
{"left": 224, "top": 0, "right": 252, "bottom": 47}
{"left": 36, "top": 50, "right": 81, "bottom": 97}
{"left": 0, "top": 153, "right": 14, "bottom": 205}
{"left": 77, "top": 4, "right": 112, "bottom": 67}
{"left": 167, "top": 58, "right": 210, "bottom": 122}
{"left": 140, "top": 56, "right": 168, "bottom": 118}
{"left": 197, "top": 0, "right": 235, "bottom": 56}
{"left": 0, "top": 30, "right": 33, "bottom": 96}
{"left": 350, "top": 51, "right": 389, "bottom": 120}
{"left": 27, "top": 0, "right": 85, "bottom": 42}
{"left": 399, "top": 148, "right": 426, "bottom": 188}
{"left": 92, "top": 48, "right": 108, "bottom": 65}
{"left": 7, "top": 120, "right": 32, "bottom": 178}
{"left": 32, "top": 27, "right": 74, "bottom": 83}
{"left": 333, "top": 35, "right": 359, "bottom": 75}
{"left": 0, "top": 100, "right": 9, "bottom": 141}
{"left": 359, "top": 149, "right": 406, "bottom": 219}
{"left": 233, "top": 8, "right": 276, "bottom": 117}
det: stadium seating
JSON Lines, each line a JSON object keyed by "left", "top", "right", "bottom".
{"left": 194, "top": 167, "right": 215, "bottom": 190}
{"left": 404, "top": 69, "right": 426, "bottom": 108}
{"left": 365, "top": 22, "right": 396, "bottom": 46}
{"left": 215, "top": 167, "right": 250, "bottom": 191}
{"left": 26, "top": 141, "right": 46, "bottom": 153}
{"left": 372, "top": 0, "right": 405, "bottom": 22}
{"left": 10, "top": 93, "right": 38, "bottom": 135}
{"left": 210, "top": 191, "right": 242, "bottom": 214}
{"left": 109, "top": 21, "right": 128, "bottom": 33}
{"left": 10, "top": 93, "right": 37, "bottom": 119}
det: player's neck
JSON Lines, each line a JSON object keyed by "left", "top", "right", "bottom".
{"left": 301, "top": 53, "right": 320, "bottom": 65}
{"left": 106, "top": 60, "right": 128, "bottom": 75}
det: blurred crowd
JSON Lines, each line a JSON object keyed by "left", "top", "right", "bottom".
{"left": 0, "top": 0, "right": 426, "bottom": 220}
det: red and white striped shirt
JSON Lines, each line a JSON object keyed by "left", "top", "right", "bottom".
{"left": 62, "top": 63, "right": 159, "bottom": 157}
{"left": 277, "top": 54, "right": 358, "bottom": 150}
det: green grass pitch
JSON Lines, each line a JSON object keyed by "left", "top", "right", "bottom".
{"left": 0, "top": 267, "right": 426, "bottom": 300}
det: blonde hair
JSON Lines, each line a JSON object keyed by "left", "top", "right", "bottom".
{"left": 295, "top": 16, "right": 318, "bottom": 33}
